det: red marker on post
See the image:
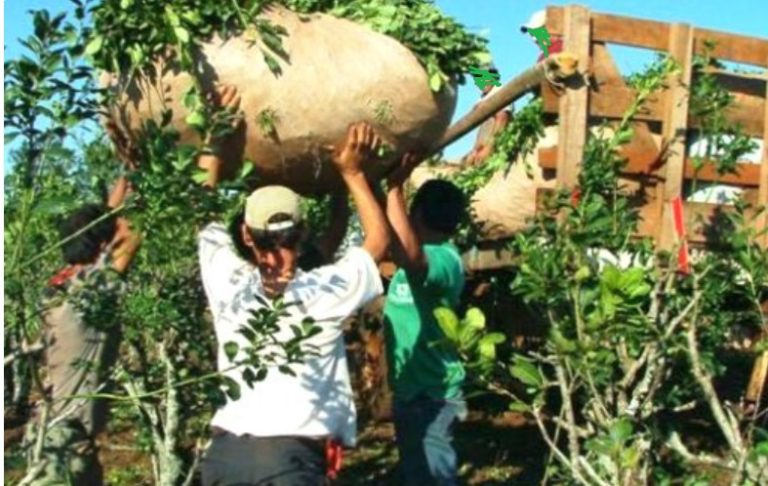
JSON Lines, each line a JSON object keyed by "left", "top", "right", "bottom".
{"left": 671, "top": 196, "right": 690, "bottom": 274}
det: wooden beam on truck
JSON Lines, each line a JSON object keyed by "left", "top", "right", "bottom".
{"left": 538, "top": 148, "right": 762, "bottom": 187}
{"left": 657, "top": 23, "right": 695, "bottom": 250}
{"left": 679, "top": 201, "right": 756, "bottom": 245}
{"left": 541, "top": 75, "right": 765, "bottom": 139}
{"left": 547, "top": 6, "right": 768, "bottom": 67}
{"left": 430, "top": 53, "right": 580, "bottom": 154}
{"left": 693, "top": 28, "right": 768, "bottom": 68}
{"left": 556, "top": 4, "right": 591, "bottom": 189}
{"left": 547, "top": 6, "right": 669, "bottom": 52}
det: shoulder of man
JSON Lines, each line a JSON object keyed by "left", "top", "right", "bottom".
{"left": 425, "top": 242, "right": 463, "bottom": 269}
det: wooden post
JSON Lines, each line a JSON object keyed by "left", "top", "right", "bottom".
{"left": 657, "top": 24, "right": 694, "bottom": 250}
{"left": 744, "top": 59, "right": 768, "bottom": 405}
{"left": 757, "top": 57, "right": 768, "bottom": 249}
{"left": 556, "top": 5, "right": 591, "bottom": 189}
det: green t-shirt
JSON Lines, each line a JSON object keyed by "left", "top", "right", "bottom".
{"left": 383, "top": 242, "right": 466, "bottom": 402}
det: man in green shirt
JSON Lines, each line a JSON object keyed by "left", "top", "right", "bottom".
{"left": 382, "top": 154, "right": 467, "bottom": 485}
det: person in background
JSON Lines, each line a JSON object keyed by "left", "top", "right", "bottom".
{"left": 521, "top": 9, "right": 564, "bottom": 63}
{"left": 464, "top": 64, "right": 511, "bottom": 166}
{"left": 382, "top": 152, "right": 468, "bottom": 486}
{"left": 197, "top": 92, "right": 390, "bottom": 484}
{"left": 28, "top": 134, "right": 141, "bottom": 485}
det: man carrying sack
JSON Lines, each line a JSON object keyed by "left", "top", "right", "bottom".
{"left": 197, "top": 103, "right": 390, "bottom": 484}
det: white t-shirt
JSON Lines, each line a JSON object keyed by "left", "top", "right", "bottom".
{"left": 197, "top": 223, "right": 383, "bottom": 446}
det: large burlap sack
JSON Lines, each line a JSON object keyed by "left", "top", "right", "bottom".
{"left": 102, "top": 7, "right": 457, "bottom": 193}
{"left": 412, "top": 125, "right": 653, "bottom": 240}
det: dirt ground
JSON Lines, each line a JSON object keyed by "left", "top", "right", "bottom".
{"left": 4, "top": 409, "right": 545, "bottom": 486}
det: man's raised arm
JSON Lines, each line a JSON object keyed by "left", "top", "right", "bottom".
{"left": 198, "top": 84, "right": 242, "bottom": 190}
{"left": 384, "top": 153, "right": 428, "bottom": 278}
{"left": 330, "top": 123, "right": 389, "bottom": 263}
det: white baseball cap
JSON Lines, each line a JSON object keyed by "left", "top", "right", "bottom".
{"left": 521, "top": 10, "right": 546, "bottom": 33}
{"left": 244, "top": 185, "right": 303, "bottom": 232}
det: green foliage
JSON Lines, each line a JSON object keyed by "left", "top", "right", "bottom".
{"left": 313, "top": 0, "right": 490, "bottom": 91}
{"left": 450, "top": 99, "right": 545, "bottom": 197}
{"left": 446, "top": 99, "right": 545, "bottom": 248}
{"left": 222, "top": 297, "right": 321, "bottom": 392}
{"left": 467, "top": 53, "right": 768, "bottom": 484}
{"left": 256, "top": 107, "right": 280, "bottom": 137}
{"left": 433, "top": 306, "right": 506, "bottom": 376}
{"left": 372, "top": 99, "right": 395, "bottom": 126}
{"left": 86, "top": 0, "right": 287, "bottom": 75}
{"left": 688, "top": 42, "right": 758, "bottom": 181}
{"left": 5, "top": 4, "right": 327, "bottom": 483}
{"left": 86, "top": 0, "right": 489, "bottom": 92}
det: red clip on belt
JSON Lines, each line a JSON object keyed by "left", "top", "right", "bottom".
{"left": 325, "top": 439, "right": 343, "bottom": 480}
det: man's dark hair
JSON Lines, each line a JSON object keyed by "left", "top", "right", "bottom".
{"left": 411, "top": 180, "right": 465, "bottom": 235}
{"left": 59, "top": 204, "right": 117, "bottom": 264}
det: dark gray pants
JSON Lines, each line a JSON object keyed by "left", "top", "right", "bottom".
{"left": 201, "top": 431, "right": 328, "bottom": 486}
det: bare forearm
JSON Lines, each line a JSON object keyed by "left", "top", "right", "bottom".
{"left": 198, "top": 153, "right": 222, "bottom": 188}
{"left": 107, "top": 176, "right": 129, "bottom": 209}
{"left": 342, "top": 172, "right": 389, "bottom": 262}
{"left": 110, "top": 218, "right": 142, "bottom": 273}
{"left": 493, "top": 111, "right": 510, "bottom": 136}
{"left": 386, "top": 186, "right": 426, "bottom": 272}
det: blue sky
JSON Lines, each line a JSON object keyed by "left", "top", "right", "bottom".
{"left": 4, "top": 0, "right": 768, "bottom": 166}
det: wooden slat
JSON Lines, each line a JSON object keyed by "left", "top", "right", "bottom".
{"left": 706, "top": 69, "right": 767, "bottom": 98}
{"left": 682, "top": 201, "right": 756, "bottom": 245}
{"left": 694, "top": 29, "right": 768, "bottom": 68}
{"left": 546, "top": 6, "right": 768, "bottom": 67}
{"left": 539, "top": 146, "right": 762, "bottom": 187}
{"left": 556, "top": 5, "right": 591, "bottom": 189}
{"left": 658, "top": 24, "right": 694, "bottom": 249}
{"left": 546, "top": 7, "right": 669, "bottom": 51}
{"left": 541, "top": 78, "right": 765, "bottom": 138}
{"left": 683, "top": 161, "right": 763, "bottom": 187}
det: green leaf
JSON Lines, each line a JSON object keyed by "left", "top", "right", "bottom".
{"left": 223, "top": 341, "right": 239, "bottom": 362}
{"left": 434, "top": 307, "right": 460, "bottom": 342}
{"left": 429, "top": 71, "right": 442, "bottom": 92}
{"left": 463, "top": 307, "right": 486, "bottom": 330}
{"left": 574, "top": 265, "right": 591, "bottom": 282}
{"left": 185, "top": 111, "right": 206, "bottom": 130}
{"left": 510, "top": 357, "right": 543, "bottom": 388}
{"left": 550, "top": 329, "right": 577, "bottom": 353}
{"left": 278, "top": 365, "right": 296, "bottom": 376}
{"left": 222, "top": 377, "right": 241, "bottom": 400}
{"left": 5, "top": 132, "right": 20, "bottom": 144}
{"left": 181, "top": 11, "right": 202, "bottom": 25}
{"left": 478, "top": 332, "right": 505, "bottom": 360}
{"left": 84, "top": 36, "right": 104, "bottom": 56}
{"left": 754, "top": 441, "right": 768, "bottom": 457}
{"left": 610, "top": 418, "right": 633, "bottom": 444}
{"left": 174, "top": 27, "right": 190, "bottom": 44}
{"left": 474, "top": 51, "right": 492, "bottom": 66}
{"left": 35, "top": 195, "right": 80, "bottom": 216}
{"left": 508, "top": 400, "right": 531, "bottom": 413}
{"left": 165, "top": 6, "right": 181, "bottom": 27}
{"left": 242, "top": 368, "right": 256, "bottom": 388}
{"left": 239, "top": 162, "right": 255, "bottom": 179}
